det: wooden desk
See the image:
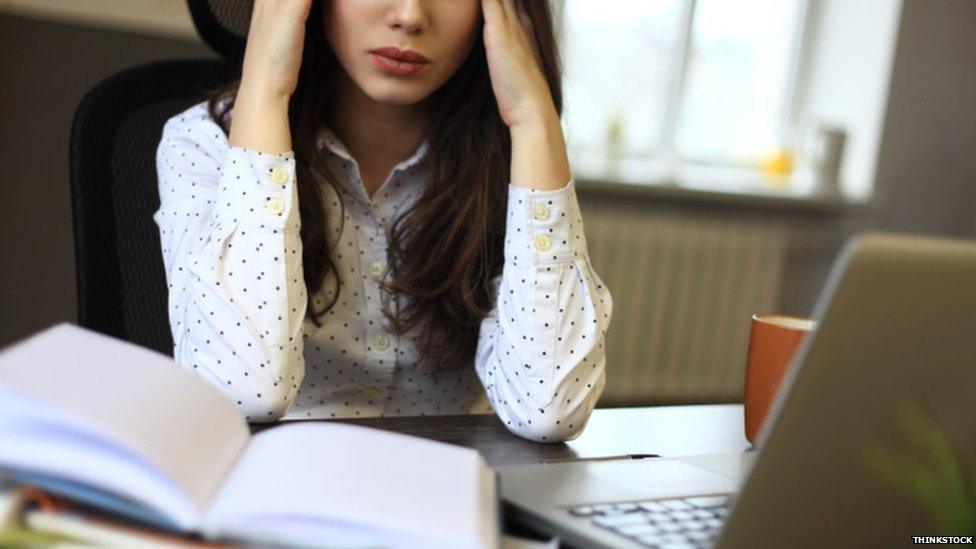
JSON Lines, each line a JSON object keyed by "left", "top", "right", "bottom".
{"left": 253, "top": 404, "right": 750, "bottom": 467}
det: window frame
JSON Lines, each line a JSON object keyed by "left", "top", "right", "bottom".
{"left": 556, "top": 0, "right": 814, "bottom": 176}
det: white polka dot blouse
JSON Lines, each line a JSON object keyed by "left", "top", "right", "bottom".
{"left": 152, "top": 100, "right": 613, "bottom": 443}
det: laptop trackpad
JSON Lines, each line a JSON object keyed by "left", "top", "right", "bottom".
{"left": 586, "top": 459, "right": 736, "bottom": 501}
{"left": 500, "top": 459, "right": 736, "bottom": 507}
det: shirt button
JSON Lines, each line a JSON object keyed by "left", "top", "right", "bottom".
{"left": 270, "top": 164, "right": 289, "bottom": 186}
{"left": 369, "top": 261, "right": 386, "bottom": 277}
{"left": 373, "top": 333, "right": 390, "bottom": 351}
{"left": 266, "top": 197, "right": 284, "bottom": 215}
{"left": 533, "top": 234, "right": 552, "bottom": 251}
{"left": 365, "top": 386, "right": 381, "bottom": 399}
{"left": 532, "top": 203, "right": 550, "bottom": 221}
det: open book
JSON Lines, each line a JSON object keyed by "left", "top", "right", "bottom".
{"left": 0, "top": 324, "right": 500, "bottom": 548}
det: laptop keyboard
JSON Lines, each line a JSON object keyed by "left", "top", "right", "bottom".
{"left": 568, "top": 494, "right": 730, "bottom": 548}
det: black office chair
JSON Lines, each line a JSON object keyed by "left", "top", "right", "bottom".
{"left": 68, "top": 0, "right": 252, "bottom": 355}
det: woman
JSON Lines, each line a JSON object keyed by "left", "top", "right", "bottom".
{"left": 153, "top": 0, "right": 612, "bottom": 443}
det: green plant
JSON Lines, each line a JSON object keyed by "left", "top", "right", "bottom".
{"left": 862, "top": 401, "right": 976, "bottom": 535}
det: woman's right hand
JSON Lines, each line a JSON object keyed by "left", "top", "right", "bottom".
{"left": 230, "top": 0, "right": 313, "bottom": 153}
{"left": 239, "top": 0, "right": 314, "bottom": 100}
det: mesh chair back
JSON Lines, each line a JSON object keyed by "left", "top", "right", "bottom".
{"left": 187, "top": 0, "right": 251, "bottom": 62}
{"left": 69, "top": 55, "right": 238, "bottom": 354}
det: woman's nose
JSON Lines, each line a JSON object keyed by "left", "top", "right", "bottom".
{"left": 390, "top": 0, "right": 428, "bottom": 35}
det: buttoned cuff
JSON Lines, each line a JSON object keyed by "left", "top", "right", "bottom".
{"left": 504, "top": 178, "right": 587, "bottom": 266}
{"left": 212, "top": 146, "right": 299, "bottom": 231}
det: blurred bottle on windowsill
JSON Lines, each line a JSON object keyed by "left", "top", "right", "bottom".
{"left": 811, "top": 125, "right": 846, "bottom": 199}
{"left": 794, "top": 120, "right": 848, "bottom": 198}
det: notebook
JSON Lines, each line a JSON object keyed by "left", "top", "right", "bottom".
{"left": 0, "top": 323, "right": 500, "bottom": 549}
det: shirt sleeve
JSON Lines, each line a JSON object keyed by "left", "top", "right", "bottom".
{"left": 152, "top": 108, "right": 307, "bottom": 423}
{"left": 474, "top": 178, "right": 613, "bottom": 442}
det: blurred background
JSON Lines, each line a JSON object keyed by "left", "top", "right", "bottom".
{"left": 0, "top": 0, "right": 973, "bottom": 406}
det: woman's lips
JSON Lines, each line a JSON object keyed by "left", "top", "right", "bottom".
{"left": 369, "top": 47, "right": 430, "bottom": 77}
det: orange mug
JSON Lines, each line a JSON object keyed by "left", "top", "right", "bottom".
{"left": 743, "top": 314, "right": 817, "bottom": 443}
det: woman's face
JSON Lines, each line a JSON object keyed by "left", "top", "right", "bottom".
{"left": 324, "top": 0, "right": 482, "bottom": 106}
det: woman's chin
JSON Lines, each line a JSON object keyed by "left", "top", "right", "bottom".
{"left": 360, "top": 80, "right": 433, "bottom": 107}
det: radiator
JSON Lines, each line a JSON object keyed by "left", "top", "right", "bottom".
{"left": 582, "top": 207, "right": 788, "bottom": 404}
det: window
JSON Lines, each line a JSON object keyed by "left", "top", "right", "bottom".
{"left": 559, "top": 0, "right": 809, "bottom": 189}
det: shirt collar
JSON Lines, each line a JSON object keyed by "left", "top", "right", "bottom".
{"left": 314, "top": 124, "right": 431, "bottom": 174}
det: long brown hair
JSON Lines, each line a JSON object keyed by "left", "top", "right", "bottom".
{"left": 203, "top": 0, "right": 563, "bottom": 374}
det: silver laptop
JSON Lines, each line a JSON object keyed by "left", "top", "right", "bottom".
{"left": 498, "top": 232, "right": 976, "bottom": 548}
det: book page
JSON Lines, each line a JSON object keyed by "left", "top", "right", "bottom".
{"left": 203, "top": 422, "right": 498, "bottom": 548}
{"left": 0, "top": 323, "right": 250, "bottom": 525}
{"left": 0, "top": 388, "right": 203, "bottom": 530}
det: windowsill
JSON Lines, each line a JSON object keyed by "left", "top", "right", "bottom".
{"left": 571, "top": 154, "right": 865, "bottom": 214}
{"left": 575, "top": 177, "right": 857, "bottom": 214}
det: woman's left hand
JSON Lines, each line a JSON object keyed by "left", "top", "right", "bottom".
{"left": 481, "top": 0, "right": 558, "bottom": 131}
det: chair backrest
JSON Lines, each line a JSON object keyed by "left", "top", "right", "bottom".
{"left": 187, "top": 0, "right": 249, "bottom": 61}
{"left": 69, "top": 58, "right": 238, "bottom": 355}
